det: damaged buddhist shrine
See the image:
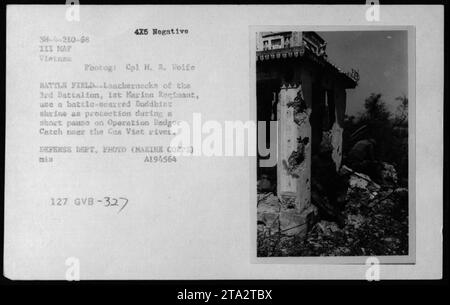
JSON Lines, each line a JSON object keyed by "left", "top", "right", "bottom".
{"left": 257, "top": 31, "right": 359, "bottom": 236}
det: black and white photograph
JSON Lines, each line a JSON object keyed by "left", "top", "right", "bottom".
{"left": 256, "top": 30, "right": 412, "bottom": 258}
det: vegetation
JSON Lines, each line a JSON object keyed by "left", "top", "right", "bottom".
{"left": 343, "top": 93, "right": 409, "bottom": 185}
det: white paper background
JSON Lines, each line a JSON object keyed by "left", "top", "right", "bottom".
{"left": 4, "top": 5, "right": 443, "bottom": 279}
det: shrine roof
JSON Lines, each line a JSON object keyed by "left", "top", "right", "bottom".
{"left": 256, "top": 45, "right": 359, "bottom": 88}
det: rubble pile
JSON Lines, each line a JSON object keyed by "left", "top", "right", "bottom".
{"left": 257, "top": 163, "right": 408, "bottom": 257}
{"left": 257, "top": 193, "right": 316, "bottom": 257}
{"left": 299, "top": 172, "right": 408, "bottom": 256}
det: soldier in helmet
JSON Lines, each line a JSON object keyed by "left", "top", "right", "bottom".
{"left": 347, "top": 138, "right": 382, "bottom": 182}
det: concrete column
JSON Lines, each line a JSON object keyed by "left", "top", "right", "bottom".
{"left": 277, "top": 84, "right": 311, "bottom": 212}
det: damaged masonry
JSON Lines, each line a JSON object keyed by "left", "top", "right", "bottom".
{"left": 256, "top": 31, "right": 408, "bottom": 256}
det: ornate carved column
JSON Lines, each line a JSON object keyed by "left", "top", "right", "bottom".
{"left": 277, "top": 84, "right": 312, "bottom": 212}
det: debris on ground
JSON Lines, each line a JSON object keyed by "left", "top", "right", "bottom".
{"left": 257, "top": 192, "right": 318, "bottom": 257}
{"left": 257, "top": 162, "right": 408, "bottom": 257}
{"left": 379, "top": 161, "right": 399, "bottom": 185}
{"left": 257, "top": 193, "right": 315, "bottom": 236}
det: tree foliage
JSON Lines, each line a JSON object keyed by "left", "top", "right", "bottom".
{"left": 343, "top": 93, "right": 409, "bottom": 184}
